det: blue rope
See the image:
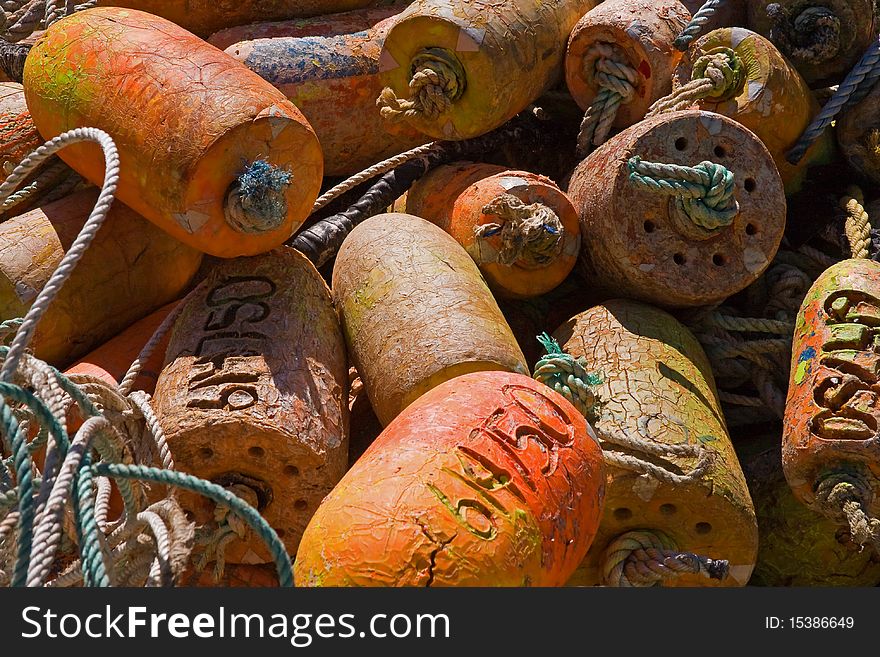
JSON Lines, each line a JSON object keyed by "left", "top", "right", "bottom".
{"left": 1, "top": 395, "right": 34, "bottom": 587}
{"left": 787, "top": 36, "right": 880, "bottom": 165}
{"left": 674, "top": 0, "right": 724, "bottom": 52}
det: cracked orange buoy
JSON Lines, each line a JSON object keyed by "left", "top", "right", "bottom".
{"left": 405, "top": 162, "right": 581, "bottom": 299}
{"left": 332, "top": 212, "right": 529, "bottom": 426}
{"left": 745, "top": 0, "right": 877, "bottom": 86}
{"left": 377, "top": 0, "right": 598, "bottom": 140}
{"left": 294, "top": 371, "right": 606, "bottom": 587}
{"left": 567, "top": 109, "right": 786, "bottom": 308}
{"left": 565, "top": 0, "right": 690, "bottom": 151}
{"left": 838, "top": 78, "right": 880, "bottom": 187}
{"left": 545, "top": 300, "right": 757, "bottom": 587}
{"left": 0, "top": 82, "right": 41, "bottom": 183}
{"left": 153, "top": 247, "right": 349, "bottom": 564}
{"left": 225, "top": 13, "right": 427, "bottom": 177}
{"left": 23, "top": 8, "right": 323, "bottom": 258}
{"left": 0, "top": 190, "right": 202, "bottom": 367}
{"left": 666, "top": 27, "right": 835, "bottom": 195}
{"left": 783, "top": 258, "right": 880, "bottom": 555}
{"left": 95, "top": 0, "right": 379, "bottom": 37}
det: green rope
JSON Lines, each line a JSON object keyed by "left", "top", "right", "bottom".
{"left": 533, "top": 333, "right": 601, "bottom": 420}
{"left": 627, "top": 156, "right": 739, "bottom": 231}
{"left": 2, "top": 395, "right": 33, "bottom": 587}
{"left": 92, "top": 463, "right": 293, "bottom": 587}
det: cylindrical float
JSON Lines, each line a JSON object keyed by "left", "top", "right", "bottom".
{"left": 565, "top": 0, "right": 690, "bottom": 147}
{"left": 568, "top": 109, "right": 786, "bottom": 308}
{"left": 153, "top": 247, "right": 348, "bottom": 564}
{"left": 783, "top": 258, "right": 880, "bottom": 552}
{"left": 738, "top": 434, "right": 880, "bottom": 586}
{"left": 745, "top": 0, "right": 876, "bottom": 86}
{"left": 0, "top": 82, "right": 42, "bottom": 183}
{"left": 294, "top": 371, "right": 606, "bottom": 587}
{"left": 0, "top": 189, "right": 202, "bottom": 367}
{"left": 377, "top": 0, "right": 598, "bottom": 140}
{"left": 226, "top": 15, "right": 427, "bottom": 177}
{"left": 669, "top": 28, "right": 835, "bottom": 195}
{"left": 23, "top": 8, "right": 324, "bottom": 258}
{"left": 405, "top": 163, "right": 581, "bottom": 298}
{"left": 332, "top": 212, "right": 529, "bottom": 426}
{"left": 97, "top": 0, "right": 379, "bottom": 37}
{"left": 551, "top": 300, "right": 758, "bottom": 587}
{"left": 838, "top": 77, "right": 880, "bottom": 187}
{"left": 66, "top": 302, "right": 179, "bottom": 395}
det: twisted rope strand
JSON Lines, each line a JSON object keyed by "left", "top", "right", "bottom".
{"left": 474, "top": 194, "right": 564, "bottom": 267}
{"left": 378, "top": 56, "right": 462, "bottom": 122}
{"left": 577, "top": 43, "right": 638, "bottom": 154}
{"left": 841, "top": 185, "right": 871, "bottom": 259}
{"left": 647, "top": 48, "right": 745, "bottom": 117}
{"left": 816, "top": 475, "right": 880, "bottom": 554}
{"left": 674, "top": 0, "right": 725, "bottom": 51}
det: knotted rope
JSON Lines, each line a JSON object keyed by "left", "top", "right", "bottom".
{"left": 377, "top": 50, "right": 465, "bottom": 122}
{"left": 602, "top": 530, "right": 730, "bottom": 587}
{"left": 815, "top": 474, "right": 880, "bottom": 555}
{"left": 224, "top": 160, "right": 292, "bottom": 234}
{"left": 646, "top": 47, "right": 746, "bottom": 117}
{"left": 627, "top": 156, "right": 739, "bottom": 231}
{"left": 674, "top": 0, "right": 726, "bottom": 51}
{"left": 473, "top": 195, "right": 564, "bottom": 267}
{"left": 841, "top": 185, "right": 871, "bottom": 259}
{"left": 533, "top": 333, "right": 600, "bottom": 419}
{"left": 787, "top": 36, "right": 880, "bottom": 164}
{"left": 577, "top": 43, "right": 638, "bottom": 155}
{"left": 767, "top": 3, "right": 841, "bottom": 65}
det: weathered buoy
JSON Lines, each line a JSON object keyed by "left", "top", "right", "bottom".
{"left": 837, "top": 77, "right": 880, "bottom": 187}
{"left": 377, "top": 0, "right": 598, "bottom": 140}
{"left": 333, "top": 212, "right": 529, "bottom": 426}
{"left": 745, "top": 0, "right": 877, "bottom": 86}
{"left": 783, "top": 258, "right": 880, "bottom": 555}
{"left": 153, "top": 247, "right": 349, "bottom": 564}
{"left": 545, "top": 300, "right": 758, "bottom": 587}
{"left": 225, "top": 15, "right": 427, "bottom": 177}
{"left": 23, "top": 8, "right": 323, "bottom": 258}
{"left": 568, "top": 109, "right": 786, "bottom": 308}
{"left": 664, "top": 27, "right": 835, "bottom": 195}
{"left": 294, "top": 371, "right": 606, "bottom": 587}
{"left": 0, "top": 190, "right": 202, "bottom": 367}
{"left": 405, "top": 163, "right": 581, "bottom": 299}
{"left": 0, "top": 82, "right": 42, "bottom": 183}
{"left": 565, "top": 0, "right": 690, "bottom": 152}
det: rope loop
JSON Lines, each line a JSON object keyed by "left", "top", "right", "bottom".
{"left": 815, "top": 473, "right": 880, "bottom": 555}
{"left": 627, "top": 156, "right": 739, "bottom": 231}
{"left": 577, "top": 43, "right": 639, "bottom": 154}
{"left": 602, "top": 530, "right": 730, "bottom": 587}
{"left": 474, "top": 195, "right": 564, "bottom": 268}
{"left": 533, "top": 333, "right": 600, "bottom": 419}
{"left": 647, "top": 47, "right": 745, "bottom": 117}
{"left": 377, "top": 48, "right": 465, "bottom": 122}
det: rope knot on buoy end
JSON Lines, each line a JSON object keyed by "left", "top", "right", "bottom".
{"left": 646, "top": 47, "right": 745, "bottom": 118}
{"left": 767, "top": 3, "right": 841, "bottom": 65}
{"left": 577, "top": 43, "right": 639, "bottom": 155}
{"left": 378, "top": 49, "right": 465, "bottom": 122}
{"left": 225, "top": 160, "right": 292, "bottom": 234}
{"left": 815, "top": 473, "right": 880, "bottom": 555}
{"left": 474, "top": 194, "right": 564, "bottom": 268}
{"left": 533, "top": 333, "right": 601, "bottom": 420}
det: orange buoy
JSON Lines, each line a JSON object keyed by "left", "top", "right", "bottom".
{"left": 567, "top": 109, "right": 786, "bottom": 308}
{"left": 544, "top": 300, "right": 758, "bottom": 587}
{"left": 294, "top": 371, "right": 606, "bottom": 587}
{"left": 332, "top": 212, "right": 528, "bottom": 426}
{"left": 23, "top": 8, "right": 323, "bottom": 258}
{"left": 0, "top": 82, "right": 41, "bottom": 183}
{"left": 377, "top": 0, "right": 599, "bottom": 140}
{"left": 0, "top": 190, "right": 202, "bottom": 367}
{"left": 405, "top": 163, "right": 580, "bottom": 299}
{"left": 153, "top": 248, "right": 348, "bottom": 564}
{"left": 783, "top": 258, "right": 880, "bottom": 555}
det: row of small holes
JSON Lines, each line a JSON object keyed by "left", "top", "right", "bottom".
{"left": 613, "top": 506, "right": 713, "bottom": 534}
{"left": 197, "top": 448, "right": 302, "bottom": 478}
{"left": 670, "top": 136, "right": 757, "bottom": 194}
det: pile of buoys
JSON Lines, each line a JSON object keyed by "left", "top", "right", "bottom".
{"left": 0, "top": 0, "right": 878, "bottom": 589}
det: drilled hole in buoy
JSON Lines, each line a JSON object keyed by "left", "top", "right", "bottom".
{"left": 746, "top": 223, "right": 758, "bottom": 236}
{"left": 199, "top": 447, "right": 214, "bottom": 459}
{"left": 276, "top": 529, "right": 286, "bottom": 538}
{"left": 295, "top": 499, "right": 308, "bottom": 511}
{"left": 695, "top": 522, "right": 712, "bottom": 535}
{"left": 744, "top": 178, "right": 756, "bottom": 193}
{"left": 283, "top": 465, "right": 300, "bottom": 477}
{"left": 713, "top": 145, "right": 727, "bottom": 158}
{"left": 659, "top": 503, "right": 677, "bottom": 516}
{"left": 184, "top": 510, "right": 195, "bottom": 522}
{"left": 713, "top": 253, "right": 726, "bottom": 266}
{"left": 674, "top": 137, "right": 688, "bottom": 151}
{"left": 673, "top": 253, "right": 686, "bottom": 265}
{"left": 248, "top": 446, "right": 265, "bottom": 458}
{"left": 613, "top": 507, "right": 632, "bottom": 521}
{"left": 643, "top": 220, "right": 656, "bottom": 233}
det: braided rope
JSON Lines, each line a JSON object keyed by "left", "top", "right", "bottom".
{"left": 674, "top": 0, "right": 725, "bottom": 51}
{"left": 474, "top": 194, "right": 564, "bottom": 267}
{"left": 647, "top": 47, "right": 745, "bottom": 117}
{"left": 533, "top": 333, "right": 599, "bottom": 418}
{"left": 577, "top": 43, "right": 638, "bottom": 154}
{"left": 815, "top": 474, "right": 880, "bottom": 554}
{"left": 788, "top": 36, "right": 880, "bottom": 164}
{"left": 841, "top": 185, "right": 871, "bottom": 259}
{"left": 602, "top": 530, "right": 729, "bottom": 587}
{"left": 627, "top": 156, "right": 739, "bottom": 230}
